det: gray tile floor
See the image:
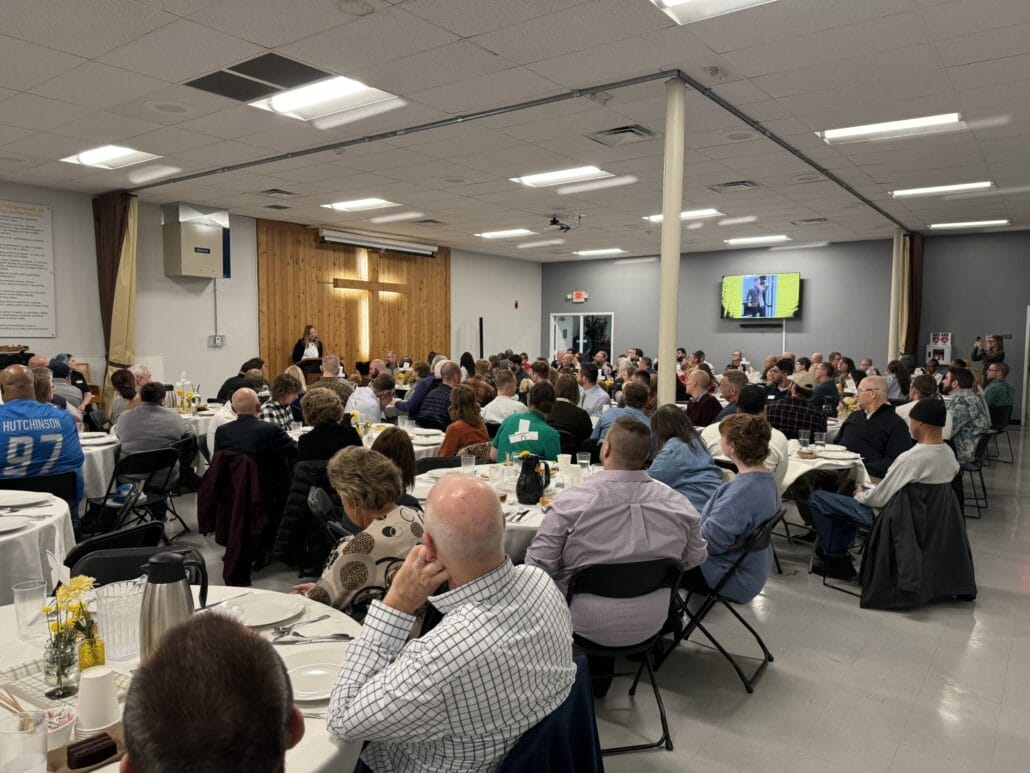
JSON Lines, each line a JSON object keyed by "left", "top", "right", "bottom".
{"left": 171, "top": 429, "right": 1028, "bottom": 772}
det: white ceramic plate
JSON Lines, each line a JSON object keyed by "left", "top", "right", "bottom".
{"left": 0, "top": 491, "right": 50, "bottom": 508}
{"left": 412, "top": 437, "right": 442, "bottom": 446}
{"left": 412, "top": 428, "right": 443, "bottom": 437}
{"left": 80, "top": 436, "right": 119, "bottom": 447}
{"left": 822, "top": 443, "right": 846, "bottom": 452}
{"left": 0, "top": 517, "right": 29, "bottom": 533}
{"left": 281, "top": 644, "right": 348, "bottom": 701}
{"left": 80, "top": 431, "right": 109, "bottom": 439}
{"left": 235, "top": 594, "right": 306, "bottom": 627}
{"left": 819, "top": 450, "right": 861, "bottom": 461}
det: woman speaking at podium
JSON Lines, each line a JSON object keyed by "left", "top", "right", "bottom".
{"left": 292, "top": 325, "right": 324, "bottom": 383}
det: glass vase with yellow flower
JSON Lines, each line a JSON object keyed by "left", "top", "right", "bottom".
{"left": 42, "top": 575, "right": 98, "bottom": 698}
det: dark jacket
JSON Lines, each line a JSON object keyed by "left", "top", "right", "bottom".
{"left": 395, "top": 377, "right": 438, "bottom": 421}
{"left": 810, "top": 381, "right": 839, "bottom": 416}
{"left": 417, "top": 382, "right": 454, "bottom": 430}
{"left": 214, "top": 414, "right": 298, "bottom": 493}
{"left": 686, "top": 392, "right": 722, "bottom": 427}
{"left": 274, "top": 459, "right": 334, "bottom": 570}
{"left": 547, "top": 400, "right": 593, "bottom": 453}
{"left": 292, "top": 338, "right": 324, "bottom": 364}
{"left": 198, "top": 451, "right": 270, "bottom": 586}
{"left": 837, "top": 403, "right": 912, "bottom": 478}
{"left": 298, "top": 420, "right": 361, "bottom": 461}
{"left": 216, "top": 375, "right": 247, "bottom": 403}
{"left": 859, "top": 483, "right": 977, "bottom": 610}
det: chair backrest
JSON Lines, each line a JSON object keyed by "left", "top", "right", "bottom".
{"left": 566, "top": 558, "right": 681, "bottom": 602}
{"left": 307, "top": 485, "right": 358, "bottom": 541}
{"left": 72, "top": 545, "right": 205, "bottom": 586}
{"left": 988, "top": 404, "right": 1012, "bottom": 430}
{"left": 498, "top": 656, "right": 603, "bottom": 773}
{"left": 456, "top": 441, "right": 493, "bottom": 465}
{"left": 113, "top": 447, "right": 179, "bottom": 479}
{"left": 485, "top": 422, "right": 501, "bottom": 439}
{"left": 416, "top": 415, "right": 446, "bottom": 431}
{"left": 973, "top": 433, "right": 991, "bottom": 463}
{"left": 556, "top": 429, "right": 579, "bottom": 456}
{"left": 65, "top": 521, "right": 165, "bottom": 570}
{"left": 707, "top": 509, "right": 785, "bottom": 597}
{"left": 714, "top": 458, "right": 739, "bottom": 474}
{"left": 415, "top": 456, "right": 462, "bottom": 475}
{"left": 0, "top": 472, "right": 77, "bottom": 514}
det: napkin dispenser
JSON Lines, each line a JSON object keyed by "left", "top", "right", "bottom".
{"left": 139, "top": 551, "right": 208, "bottom": 657}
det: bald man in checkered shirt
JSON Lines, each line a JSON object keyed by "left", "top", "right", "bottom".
{"left": 327, "top": 475, "right": 575, "bottom": 772}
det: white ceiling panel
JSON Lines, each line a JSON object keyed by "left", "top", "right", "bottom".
{"left": 190, "top": 0, "right": 360, "bottom": 47}
{"left": 51, "top": 112, "right": 165, "bottom": 143}
{"left": 402, "top": 0, "right": 584, "bottom": 38}
{"left": 349, "top": 42, "right": 512, "bottom": 95}
{"left": 935, "top": 20, "right": 1030, "bottom": 66}
{"left": 0, "top": 34, "right": 84, "bottom": 91}
{"left": 0, "top": 93, "right": 93, "bottom": 130}
{"left": 414, "top": 68, "right": 560, "bottom": 115}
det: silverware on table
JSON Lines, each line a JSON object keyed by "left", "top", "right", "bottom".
{"left": 204, "top": 591, "right": 253, "bottom": 609}
{"left": 272, "top": 634, "right": 354, "bottom": 645}
{"left": 273, "top": 614, "right": 330, "bottom": 639}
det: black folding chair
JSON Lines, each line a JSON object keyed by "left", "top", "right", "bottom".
{"left": 960, "top": 434, "right": 991, "bottom": 518}
{"left": 415, "top": 415, "right": 446, "bottom": 431}
{"left": 986, "top": 405, "right": 1013, "bottom": 465}
{"left": 65, "top": 521, "right": 165, "bottom": 572}
{"left": 656, "top": 511, "right": 783, "bottom": 693}
{"left": 485, "top": 422, "right": 501, "bottom": 440}
{"left": 84, "top": 448, "right": 179, "bottom": 540}
{"left": 712, "top": 461, "right": 783, "bottom": 575}
{"left": 71, "top": 545, "right": 205, "bottom": 585}
{"left": 415, "top": 456, "right": 462, "bottom": 475}
{"left": 567, "top": 559, "right": 681, "bottom": 755}
{"left": 307, "top": 486, "right": 356, "bottom": 544}
{"left": 556, "top": 429, "right": 580, "bottom": 456}
{"left": 0, "top": 472, "right": 78, "bottom": 519}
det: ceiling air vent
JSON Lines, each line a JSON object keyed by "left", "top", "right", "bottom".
{"left": 415, "top": 219, "right": 444, "bottom": 225}
{"left": 790, "top": 217, "right": 829, "bottom": 226}
{"left": 260, "top": 188, "right": 297, "bottom": 198}
{"left": 586, "top": 125, "right": 656, "bottom": 147}
{"left": 707, "top": 180, "right": 760, "bottom": 193}
{"left": 187, "top": 53, "right": 331, "bottom": 102}
{"left": 265, "top": 204, "right": 291, "bottom": 210}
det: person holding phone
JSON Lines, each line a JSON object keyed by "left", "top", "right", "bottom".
{"left": 971, "top": 334, "right": 1004, "bottom": 377}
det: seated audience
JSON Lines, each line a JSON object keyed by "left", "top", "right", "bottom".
{"left": 924, "top": 358, "right": 943, "bottom": 385}
{"left": 327, "top": 475, "right": 575, "bottom": 771}
{"left": 884, "top": 359, "right": 910, "bottom": 400}
{"left": 591, "top": 380, "right": 651, "bottom": 441}
{"left": 244, "top": 369, "right": 270, "bottom": 403}
{"left": 983, "top": 362, "right": 1015, "bottom": 410}
{"left": 438, "top": 384, "right": 489, "bottom": 457}
{"left": 809, "top": 399, "right": 959, "bottom": 580}
{"left": 297, "top": 388, "right": 361, "bottom": 462}
{"left": 110, "top": 368, "right": 139, "bottom": 420}
{"left": 810, "top": 361, "right": 839, "bottom": 416}
{"left": 765, "top": 372, "right": 827, "bottom": 440}
{"left": 394, "top": 359, "right": 437, "bottom": 420}
{"left": 464, "top": 361, "right": 496, "bottom": 407}
{"left": 491, "top": 381, "right": 561, "bottom": 461}
{"left": 835, "top": 356, "right": 859, "bottom": 393}
{"left": 647, "top": 404, "right": 722, "bottom": 511}
{"left": 293, "top": 447, "right": 424, "bottom": 619}
{"left": 284, "top": 364, "right": 307, "bottom": 422}
{"left": 344, "top": 373, "right": 395, "bottom": 424}
{"left": 680, "top": 414, "right": 780, "bottom": 602}
{"left": 113, "top": 382, "right": 202, "bottom": 490}
{"left": 371, "top": 428, "right": 418, "bottom": 495}
{"left": 49, "top": 353, "right": 88, "bottom": 394}
{"left": 578, "top": 363, "right": 608, "bottom": 417}
{"left": 763, "top": 358, "right": 793, "bottom": 402}
{"left": 128, "top": 363, "right": 152, "bottom": 391}
{"left": 258, "top": 373, "right": 302, "bottom": 431}
{"left": 942, "top": 366, "right": 990, "bottom": 464}
{"left": 547, "top": 374, "right": 593, "bottom": 451}
{"left": 481, "top": 370, "right": 525, "bottom": 425}
{"left": 810, "top": 352, "right": 824, "bottom": 365}
{"left": 206, "top": 399, "right": 236, "bottom": 454}
{"left": 724, "top": 350, "right": 745, "bottom": 371}
{"left": 417, "top": 361, "right": 461, "bottom": 429}
{"left": 684, "top": 368, "right": 721, "bottom": 426}
{"left": 701, "top": 385, "right": 789, "bottom": 489}
{"left": 896, "top": 375, "right": 952, "bottom": 439}
{"left": 216, "top": 357, "right": 265, "bottom": 403}
{"left": 715, "top": 369, "right": 747, "bottom": 421}
{"left": 310, "top": 355, "right": 356, "bottom": 407}
{"left": 971, "top": 334, "right": 1004, "bottom": 377}
{"left": 50, "top": 362, "right": 84, "bottom": 409}
{"left": 860, "top": 357, "right": 880, "bottom": 376}
{"left": 214, "top": 388, "right": 297, "bottom": 503}
{"left": 121, "top": 614, "right": 304, "bottom": 773}
{"left": 795, "top": 356, "right": 811, "bottom": 373}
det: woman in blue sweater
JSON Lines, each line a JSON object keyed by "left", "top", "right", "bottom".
{"left": 680, "top": 413, "right": 780, "bottom": 603}
{"left": 647, "top": 404, "right": 722, "bottom": 511}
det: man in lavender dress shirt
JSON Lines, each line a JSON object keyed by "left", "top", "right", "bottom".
{"left": 527, "top": 416, "right": 707, "bottom": 691}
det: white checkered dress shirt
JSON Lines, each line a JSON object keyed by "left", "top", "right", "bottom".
{"left": 258, "top": 400, "right": 293, "bottom": 431}
{"left": 327, "top": 559, "right": 575, "bottom": 772}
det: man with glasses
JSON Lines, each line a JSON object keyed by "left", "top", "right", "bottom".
{"left": 983, "top": 362, "right": 1015, "bottom": 410}
{"left": 345, "top": 373, "right": 396, "bottom": 424}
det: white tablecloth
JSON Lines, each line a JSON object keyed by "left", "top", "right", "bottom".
{"left": 1, "top": 585, "right": 363, "bottom": 772}
{"left": 365, "top": 425, "right": 443, "bottom": 461}
{"left": 0, "top": 495, "right": 74, "bottom": 604}
{"left": 781, "top": 442, "right": 870, "bottom": 491}
{"left": 82, "top": 440, "right": 120, "bottom": 499}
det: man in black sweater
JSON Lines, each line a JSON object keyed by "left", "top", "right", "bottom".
{"left": 215, "top": 388, "right": 298, "bottom": 502}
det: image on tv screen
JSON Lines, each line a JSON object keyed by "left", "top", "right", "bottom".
{"left": 721, "top": 272, "right": 801, "bottom": 320}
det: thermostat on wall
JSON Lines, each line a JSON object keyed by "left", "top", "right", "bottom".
{"left": 207, "top": 334, "right": 225, "bottom": 348}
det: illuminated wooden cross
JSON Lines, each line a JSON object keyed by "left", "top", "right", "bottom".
{"left": 331, "top": 250, "right": 410, "bottom": 362}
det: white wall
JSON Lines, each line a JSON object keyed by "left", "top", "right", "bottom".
{"left": 450, "top": 248, "right": 541, "bottom": 359}
{"left": 0, "top": 181, "right": 105, "bottom": 377}
{"left": 135, "top": 203, "right": 259, "bottom": 397}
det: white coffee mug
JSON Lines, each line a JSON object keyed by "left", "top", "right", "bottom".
{"left": 76, "top": 667, "right": 120, "bottom": 732}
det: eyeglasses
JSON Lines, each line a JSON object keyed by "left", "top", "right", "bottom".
{"left": 858, "top": 387, "right": 880, "bottom": 393}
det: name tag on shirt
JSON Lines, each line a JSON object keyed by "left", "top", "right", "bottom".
{"left": 507, "top": 418, "right": 538, "bottom": 445}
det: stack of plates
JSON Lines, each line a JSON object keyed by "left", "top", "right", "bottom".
{"left": 281, "top": 645, "right": 348, "bottom": 702}
{"left": 80, "top": 433, "right": 118, "bottom": 447}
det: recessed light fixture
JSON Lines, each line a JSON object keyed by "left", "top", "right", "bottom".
{"left": 321, "top": 198, "right": 399, "bottom": 212}
{"left": 650, "top": 0, "right": 778, "bottom": 25}
{"left": 724, "top": 235, "right": 791, "bottom": 245}
{"left": 613, "top": 257, "right": 658, "bottom": 265}
{"left": 250, "top": 75, "right": 404, "bottom": 125}
{"left": 718, "top": 215, "right": 757, "bottom": 226}
{"left": 511, "top": 166, "right": 613, "bottom": 188}
{"left": 891, "top": 181, "right": 993, "bottom": 198}
{"left": 817, "top": 113, "right": 965, "bottom": 144}
{"left": 643, "top": 208, "right": 723, "bottom": 223}
{"left": 769, "top": 241, "right": 829, "bottom": 251}
{"left": 686, "top": 222, "right": 704, "bottom": 230}
{"left": 369, "top": 211, "right": 424, "bottom": 223}
{"left": 556, "top": 175, "right": 637, "bottom": 195}
{"left": 574, "top": 248, "right": 625, "bottom": 256}
{"left": 60, "top": 145, "right": 162, "bottom": 169}
{"left": 126, "top": 165, "right": 182, "bottom": 184}
{"left": 475, "top": 229, "right": 537, "bottom": 239}
{"left": 928, "top": 219, "right": 1009, "bottom": 230}
{"left": 517, "top": 239, "right": 566, "bottom": 249}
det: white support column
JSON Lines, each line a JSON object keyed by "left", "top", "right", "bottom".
{"left": 887, "top": 229, "right": 904, "bottom": 364}
{"left": 657, "top": 78, "right": 686, "bottom": 406}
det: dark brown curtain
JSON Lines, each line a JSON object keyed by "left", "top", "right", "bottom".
{"left": 902, "top": 233, "right": 924, "bottom": 355}
{"left": 92, "top": 192, "right": 131, "bottom": 367}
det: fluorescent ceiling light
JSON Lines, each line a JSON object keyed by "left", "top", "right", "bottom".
{"left": 769, "top": 241, "right": 829, "bottom": 251}
{"left": 250, "top": 76, "right": 403, "bottom": 124}
{"left": 511, "top": 166, "right": 613, "bottom": 188}
{"left": 928, "top": 219, "right": 1009, "bottom": 230}
{"left": 556, "top": 175, "right": 637, "bottom": 195}
{"left": 369, "top": 211, "right": 423, "bottom": 223}
{"left": 686, "top": 222, "right": 705, "bottom": 230}
{"left": 643, "top": 208, "right": 723, "bottom": 223}
{"left": 574, "top": 248, "right": 625, "bottom": 256}
{"left": 311, "top": 97, "right": 407, "bottom": 130}
{"left": 614, "top": 257, "right": 658, "bottom": 265}
{"left": 319, "top": 228, "right": 436, "bottom": 256}
{"left": 321, "top": 198, "right": 399, "bottom": 212}
{"left": 476, "top": 229, "right": 537, "bottom": 239}
{"left": 718, "top": 215, "right": 757, "bottom": 226}
{"left": 517, "top": 239, "right": 566, "bottom": 249}
{"left": 724, "top": 235, "right": 791, "bottom": 245}
{"left": 890, "top": 181, "right": 993, "bottom": 198}
{"left": 126, "top": 164, "right": 181, "bottom": 184}
{"left": 650, "top": 0, "right": 778, "bottom": 25}
{"left": 60, "top": 144, "right": 161, "bottom": 169}
{"left": 817, "top": 113, "right": 965, "bottom": 144}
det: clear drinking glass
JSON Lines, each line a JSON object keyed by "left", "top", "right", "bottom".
{"left": 576, "top": 452, "right": 592, "bottom": 476}
{"left": 0, "top": 712, "right": 46, "bottom": 773}
{"left": 798, "top": 430, "right": 811, "bottom": 449}
{"left": 95, "top": 579, "right": 144, "bottom": 660}
{"left": 813, "top": 432, "right": 827, "bottom": 448}
{"left": 12, "top": 580, "right": 46, "bottom": 642}
{"left": 460, "top": 455, "right": 476, "bottom": 476}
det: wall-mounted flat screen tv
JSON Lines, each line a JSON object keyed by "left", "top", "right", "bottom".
{"left": 720, "top": 272, "right": 801, "bottom": 320}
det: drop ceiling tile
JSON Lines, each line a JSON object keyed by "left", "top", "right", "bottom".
{"left": 777, "top": 70, "right": 955, "bottom": 119}
{"left": 279, "top": 7, "right": 458, "bottom": 78}
{"left": 0, "top": 93, "right": 92, "bottom": 130}
{"left": 176, "top": 139, "right": 272, "bottom": 165}
{"left": 176, "top": 105, "right": 298, "bottom": 140}
{"left": 29, "top": 62, "right": 170, "bottom": 109}
{"left": 99, "top": 19, "right": 265, "bottom": 81}
{"left": 0, "top": 123, "right": 33, "bottom": 146}
{"left": 52, "top": 112, "right": 164, "bottom": 143}
{"left": 403, "top": 0, "right": 583, "bottom": 37}
{"left": 190, "top": 0, "right": 357, "bottom": 47}
{"left": 1, "top": 131, "right": 88, "bottom": 160}
{"left": 106, "top": 84, "right": 239, "bottom": 126}
{"left": 937, "top": 21, "right": 1030, "bottom": 66}
{"left": 349, "top": 41, "right": 512, "bottom": 95}
{"left": 123, "top": 125, "right": 221, "bottom": 154}
{"left": 139, "top": 0, "right": 217, "bottom": 14}
{"left": 923, "top": 0, "right": 1030, "bottom": 41}
{"left": 235, "top": 122, "right": 339, "bottom": 152}
{"left": 416, "top": 68, "right": 560, "bottom": 115}
{"left": 0, "top": 34, "right": 84, "bottom": 90}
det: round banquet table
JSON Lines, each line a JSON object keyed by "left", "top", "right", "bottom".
{"left": 81, "top": 438, "right": 120, "bottom": 500}
{"left": 363, "top": 424, "right": 443, "bottom": 460}
{"left": 0, "top": 494, "right": 75, "bottom": 604}
{"left": 780, "top": 440, "right": 870, "bottom": 491}
{"left": 182, "top": 412, "right": 214, "bottom": 472}
{"left": 1, "top": 585, "right": 364, "bottom": 773}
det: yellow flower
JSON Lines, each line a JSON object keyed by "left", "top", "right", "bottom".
{"left": 67, "top": 575, "right": 95, "bottom": 594}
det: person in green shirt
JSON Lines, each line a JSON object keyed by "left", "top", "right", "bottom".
{"left": 491, "top": 381, "right": 561, "bottom": 461}
{"left": 984, "top": 362, "right": 1015, "bottom": 409}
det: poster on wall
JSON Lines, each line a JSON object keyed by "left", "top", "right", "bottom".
{"left": 0, "top": 199, "right": 55, "bottom": 338}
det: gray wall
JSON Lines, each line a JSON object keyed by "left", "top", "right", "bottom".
{"left": 921, "top": 232, "right": 1029, "bottom": 420}
{"left": 541, "top": 239, "right": 893, "bottom": 368}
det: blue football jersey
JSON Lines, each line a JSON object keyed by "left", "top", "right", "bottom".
{"left": 0, "top": 399, "right": 84, "bottom": 501}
